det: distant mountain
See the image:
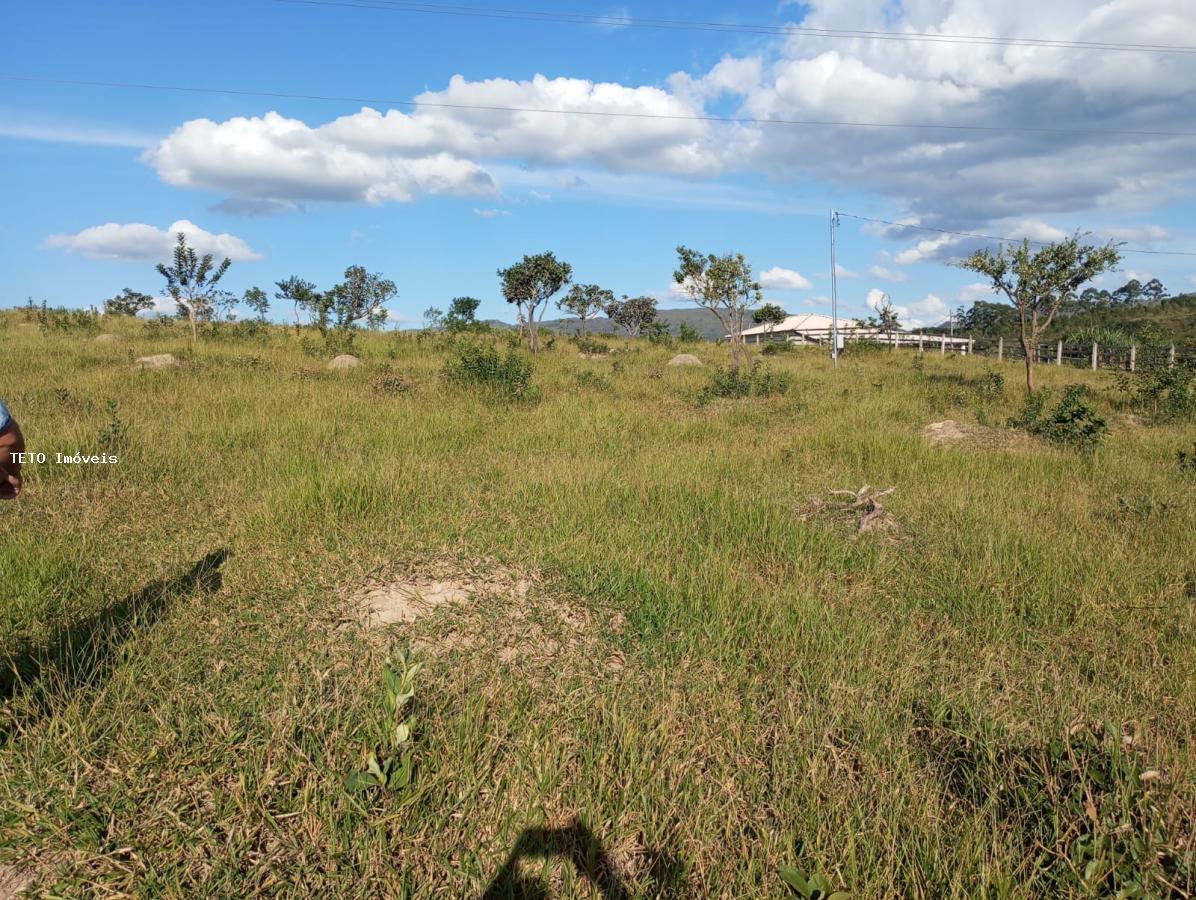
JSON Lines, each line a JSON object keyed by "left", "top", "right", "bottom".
{"left": 538, "top": 307, "right": 732, "bottom": 340}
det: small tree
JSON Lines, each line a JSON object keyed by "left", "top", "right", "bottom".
{"left": 604, "top": 295, "right": 658, "bottom": 338}
{"left": 753, "top": 303, "right": 787, "bottom": 340}
{"left": 557, "top": 283, "right": 613, "bottom": 335}
{"left": 959, "top": 237, "right": 1121, "bottom": 391}
{"left": 276, "top": 276, "right": 320, "bottom": 329}
{"left": 498, "top": 252, "right": 572, "bottom": 353}
{"left": 674, "top": 246, "right": 762, "bottom": 370}
{"left": 103, "top": 288, "right": 155, "bottom": 317}
{"left": 678, "top": 322, "right": 701, "bottom": 343}
{"left": 156, "top": 232, "right": 233, "bottom": 344}
{"left": 855, "top": 294, "right": 901, "bottom": 347}
{"left": 243, "top": 286, "right": 270, "bottom": 322}
{"left": 445, "top": 296, "right": 481, "bottom": 332}
{"left": 329, "top": 266, "right": 395, "bottom": 332}
{"left": 423, "top": 307, "right": 445, "bottom": 331}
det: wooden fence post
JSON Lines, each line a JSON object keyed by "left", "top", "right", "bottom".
{"left": 1129, "top": 344, "right": 1137, "bottom": 372}
{"left": 1056, "top": 340, "right": 1063, "bottom": 365}
{"left": 940, "top": 335, "right": 947, "bottom": 356}
{"left": 918, "top": 334, "right": 924, "bottom": 353}
{"left": 997, "top": 337, "right": 1003, "bottom": 361}
{"left": 967, "top": 337, "right": 974, "bottom": 355}
{"left": 1091, "top": 342, "right": 1099, "bottom": 371}
{"left": 1169, "top": 344, "right": 1176, "bottom": 369}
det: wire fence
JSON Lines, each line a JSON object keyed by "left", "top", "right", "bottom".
{"left": 969, "top": 337, "right": 1195, "bottom": 371}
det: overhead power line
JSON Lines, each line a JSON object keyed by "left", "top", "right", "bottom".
{"left": 4, "top": 74, "right": 1196, "bottom": 139}
{"left": 836, "top": 212, "right": 1196, "bottom": 257}
{"left": 274, "top": 0, "right": 1196, "bottom": 55}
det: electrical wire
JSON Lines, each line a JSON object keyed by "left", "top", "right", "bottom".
{"left": 836, "top": 212, "right": 1196, "bottom": 257}
{"left": 273, "top": 0, "right": 1196, "bottom": 55}
{"left": 3, "top": 74, "right": 1195, "bottom": 139}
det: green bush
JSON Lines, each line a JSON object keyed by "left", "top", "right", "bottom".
{"left": 1118, "top": 364, "right": 1196, "bottom": 423}
{"left": 1011, "top": 385, "right": 1108, "bottom": 450}
{"left": 443, "top": 343, "right": 537, "bottom": 402}
{"left": 761, "top": 341, "right": 793, "bottom": 356}
{"left": 698, "top": 363, "right": 793, "bottom": 405}
{"left": 572, "top": 334, "right": 609, "bottom": 355}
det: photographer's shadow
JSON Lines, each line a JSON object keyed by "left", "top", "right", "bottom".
{"left": 1, "top": 549, "right": 229, "bottom": 736}
{"left": 482, "top": 818, "right": 682, "bottom": 899}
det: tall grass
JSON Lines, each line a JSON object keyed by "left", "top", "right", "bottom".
{"left": 0, "top": 314, "right": 1192, "bottom": 896}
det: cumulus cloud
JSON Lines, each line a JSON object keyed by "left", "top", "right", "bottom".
{"left": 868, "top": 265, "right": 909, "bottom": 283}
{"left": 835, "top": 263, "right": 861, "bottom": 279}
{"left": 759, "top": 266, "right": 813, "bottom": 290}
{"left": 45, "top": 220, "right": 261, "bottom": 262}
{"left": 138, "top": 0, "right": 1196, "bottom": 245}
{"left": 143, "top": 74, "right": 723, "bottom": 212}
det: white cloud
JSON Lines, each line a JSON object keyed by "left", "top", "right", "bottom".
{"left": 759, "top": 266, "right": 812, "bottom": 290}
{"left": 138, "top": 0, "right": 1196, "bottom": 236}
{"left": 1189, "top": 275, "right": 1196, "bottom": 287}
{"left": 957, "top": 282, "right": 996, "bottom": 304}
{"left": 473, "top": 208, "right": 512, "bottom": 217}
{"left": 44, "top": 220, "right": 261, "bottom": 262}
{"left": 0, "top": 121, "right": 154, "bottom": 148}
{"left": 868, "top": 265, "right": 909, "bottom": 283}
{"left": 835, "top": 263, "right": 860, "bottom": 279}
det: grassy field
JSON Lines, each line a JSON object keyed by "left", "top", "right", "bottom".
{"left": 1, "top": 315, "right": 1193, "bottom": 898}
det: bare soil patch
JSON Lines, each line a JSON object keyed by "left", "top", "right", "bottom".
{"left": 921, "top": 419, "right": 1029, "bottom": 450}
{"left": 345, "top": 558, "right": 624, "bottom": 671}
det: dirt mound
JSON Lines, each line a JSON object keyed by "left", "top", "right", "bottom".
{"left": 345, "top": 559, "right": 624, "bottom": 669}
{"left": 667, "top": 354, "right": 703, "bottom": 367}
{"left": 922, "top": 420, "right": 1027, "bottom": 449}
{"left": 352, "top": 570, "right": 531, "bottom": 628}
{"left": 134, "top": 353, "right": 178, "bottom": 370}
{"left": 328, "top": 355, "right": 360, "bottom": 370}
{"left": 93, "top": 333, "right": 120, "bottom": 344}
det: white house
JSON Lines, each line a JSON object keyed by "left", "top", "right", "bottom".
{"left": 738, "top": 311, "right": 973, "bottom": 352}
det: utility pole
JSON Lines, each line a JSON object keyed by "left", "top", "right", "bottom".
{"left": 829, "top": 209, "right": 840, "bottom": 367}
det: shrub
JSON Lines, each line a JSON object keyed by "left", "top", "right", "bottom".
{"left": 678, "top": 322, "right": 701, "bottom": 343}
{"left": 697, "top": 363, "right": 793, "bottom": 405}
{"left": 573, "top": 370, "right": 611, "bottom": 391}
{"left": 1012, "top": 385, "right": 1108, "bottom": 450}
{"left": 371, "top": 373, "right": 413, "bottom": 396}
{"left": 761, "top": 341, "right": 793, "bottom": 356}
{"left": 572, "top": 334, "right": 609, "bottom": 355}
{"left": 1179, "top": 443, "right": 1196, "bottom": 477}
{"left": 975, "top": 370, "right": 1005, "bottom": 401}
{"left": 1118, "top": 364, "right": 1196, "bottom": 423}
{"left": 443, "top": 343, "right": 537, "bottom": 402}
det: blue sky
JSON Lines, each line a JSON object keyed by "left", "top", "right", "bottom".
{"left": 3, "top": 0, "right": 1195, "bottom": 328}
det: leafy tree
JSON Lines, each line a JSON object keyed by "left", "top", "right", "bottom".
{"left": 243, "top": 286, "right": 270, "bottom": 322}
{"left": 753, "top": 303, "right": 788, "bottom": 339}
{"left": 103, "top": 288, "right": 155, "bottom": 317}
{"left": 275, "top": 276, "right": 320, "bottom": 328}
{"left": 445, "top": 296, "right": 481, "bottom": 332}
{"left": 604, "top": 294, "right": 658, "bottom": 338}
{"left": 674, "top": 246, "right": 762, "bottom": 370}
{"left": 678, "top": 322, "right": 701, "bottom": 343}
{"left": 328, "top": 266, "right": 394, "bottom": 331}
{"left": 156, "top": 232, "right": 233, "bottom": 344}
{"left": 959, "top": 237, "right": 1121, "bottom": 391}
{"left": 423, "top": 307, "right": 445, "bottom": 331}
{"left": 1143, "top": 278, "right": 1168, "bottom": 303}
{"left": 497, "top": 252, "right": 572, "bottom": 353}
{"left": 1112, "top": 278, "right": 1143, "bottom": 306}
{"left": 557, "top": 283, "right": 613, "bottom": 335}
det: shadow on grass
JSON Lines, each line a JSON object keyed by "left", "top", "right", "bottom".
{"left": 482, "top": 818, "right": 682, "bottom": 899}
{"left": 1, "top": 549, "right": 229, "bottom": 736}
